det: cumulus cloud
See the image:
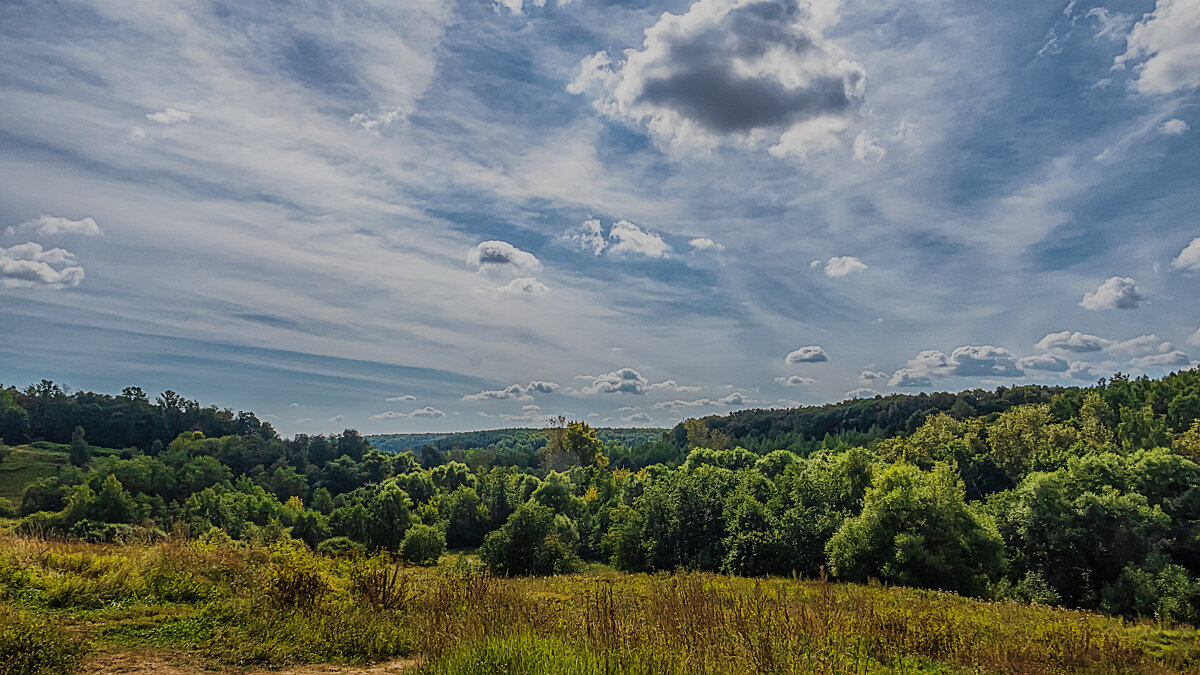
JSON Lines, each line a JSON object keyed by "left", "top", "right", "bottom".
{"left": 607, "top": 220, "right": 670, "bottom": 258}
{"left": 565, "top": 218, "right": 608, "bottom": 256}
{"left": 689, "top": 237, "right": 725, "bottom": 251}
{"left": 1189, "top": 328, "right": 1200, "bottom": 346}
{"left": 1036, "top": 330, "right": 1109, "bottom": 352}
{"left": 652, "top": 398, "right": 716, "bottom": 410}
{"left": 496, "top": 277, "right": 550, "bottom": 295}
{"left": 386, "top": 394, "right": 416, "bottom": 402}
{"left": 786, "top": 345, "right": 828, "bottom": 363}
{"left": 844, "top": 387, "right": 881, "bottom": 400}
{"left": 579, "top": 368, "right": 650, "bottom": 394}
{"left": 718, "top": 392, "right": 753, "bottom": 406}
{"left": 622, "top": 412, "right": 654, "bottom": 424}
{"left": 5, "top": 215, "right": 102, "bottom": 237}
{"left": 371, "top": 407, "right": 446, "bottom": 419}
{"left": 1016, "top": 354, "right": 1069, "bottom": 372}
{"left": 145, "top": 107, "right": 191, "bottom": 124}
{"left": 648, "top": 379, "right": 703, "bottom": 392}
{"left": 775, "top": 375, "right": 817, "bottom": 385}
{"left": 1130, "top": 350, "right": 1190, "bottom": 368}
{"left": 1159, "top": 118, "right": 1190, "bottom": 135}
{"left": 852, "top": 130, "right": 886, "bottom": 162}
{"left": 1109, "top": 334, "right": 1175, "bottom": 355}
{"left": 889, "top": 345, "right": 1022, "bottom": 386}
{"left": 1080, "top": 276, "right": 1143, "bottom": 310}
{"left": 328, "top": 414, "right": 344, "bottom": 423}
{"left": 822, "top": 256, "right": 868, "bottom": 277}
{"left": 493, "top": 0, "right": 574, "bottom": 16}
{"left": 1172, "top": 237, "right": 1200, "bottom": 271}
{"left": 467, "top": 240, "right": 543, "bottom": 276}
{"left": 463, "top": 381, "right": 558, "bottom": 402}
{"left": 1065, "top": 360, "right": 1118, "bottom": 381}
{"left": 0, "top": 242, "right": 86, "bottom": 289}
{"left": 1115, "top": 0, "right": 1200, "bottom": 95}
{"left": 858, "top": 369, "right": 888, "bottom": 384}
{"left": 568, "top": 0, "right": 865, "bottom": 155}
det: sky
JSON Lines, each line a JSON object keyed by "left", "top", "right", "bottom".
{"left": 1, "top": 0, "right": 1198, "bottom": 436}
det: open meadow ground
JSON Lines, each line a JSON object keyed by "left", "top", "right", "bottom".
{"left": 1, "top": 536, "right": 1198, "bottom": 675}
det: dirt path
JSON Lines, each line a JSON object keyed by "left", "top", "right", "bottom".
{"left": 81, "top": 650, "right": 422, "bottom": 674}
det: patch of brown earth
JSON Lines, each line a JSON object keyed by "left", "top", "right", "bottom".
{"left": 81, "top": 649, "right": 422, "bottom": 674}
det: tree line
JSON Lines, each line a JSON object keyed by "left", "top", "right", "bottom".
{"left": 2, "top": 371, "right": 1200, "bottom": 623}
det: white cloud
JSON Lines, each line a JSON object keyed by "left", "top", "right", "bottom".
{"left": 5, "top": 215, "right": 102, "bottom": 237}
{"left": 580, "top": 368, "right": 650, "bottom": 394}
{"left": 1109, "top": 334, "right": 1174, "bottom": 355}
{"left": 648, "top": 379, "right": 703, "bottom": 392}
{"left": 786, "top": 345, "right": 828, "bottom": 363}
{"left": 622, "top": 412, "right": 654, "bottom": 424}
{"left": 371, "top": 406, "right": 446, "bottom": 419}
{"left": 328, "top": 414, "right": 344, "bottom": 423}
{"left": 1171, "top": 237, "right": 1200, "bottom": 271}
{"left": 1189, "top": 328, "right": 1200, "bottom": 346}
{"left": 652, "top": 398, "right": 716, "bottom": 410}
{"left": 1086, "top": 7, "right": 1134, "bottom": 41}
{"left": 349, "top": 107, "right": 404, "bottom": 134}
{"left": 607, "top": 220, "right": 670, "bottom": 258}
{"left": 1036, "top": 330, "right": 1109, "bottom": 352}
{"left": 145, "top": 107, "right": 191, "bottom": 124}
{"left": 386, "top": 394, "right": 416, "bottom": 402}
{"left": 0, "top": 242, "right": 85, "bottom": 289}
{"left": 1080, "top": 276, "right": 1143, "bottom": 310}
{"left": 129, "top": 127, "right": 146, "bottom": 142}
{"left": 1065, "top": 360, "right": 1117, "bottom": 381}
{"left": 775, "top": 375, "right": 817, "bottom": 386}
{"left": 844, "top": 387, "right": 881, "bottom": 400}
{"left": 568, "top": 0, "right": 865, "bottom": 155}
{"left": 1116, "top": 0, "right": 1200, "bottom": 95}
{"left": 1016, "top": 354, "right": 1069, "bottom": 372}
{"left": 463, "top": 380, "right": 556, "bottom": 402}
{"left": 493, "top": 0, "right": 574, "bottom": 15}
{"left": 889, "top": 345, "right": 1022, "bottom": 386}
{"left": 496, "top": 277, "right": 550, "bottom": 295}
{"left": 565, "top": 218, "right": 607, "bottom": 256}
{"left": 1159, "top": 118, "right": 1189, "bottom": 135}
{"left": 689, "top": 237, "right": 724, "bottom": 251}
{"left": 467, "top": 240, "right": 543, "bottom": 276}
{"left": 1130, "top": 350, "right": 1190, "bottom": 368}
{"left": 718, "top": 392, "right": 753, "bottom": 406}
{"left": 852, "top": 130, "right": 886, "bottom": 162}
{"left": 822, "top": 256, "right": 868, "bottom": 278}
{"left": 858, "top": 369, "right": 889, "bottom": 384}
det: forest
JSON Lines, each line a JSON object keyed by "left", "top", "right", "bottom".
{"left": 3, "top": 371, "right": 1200, "bottom": 672}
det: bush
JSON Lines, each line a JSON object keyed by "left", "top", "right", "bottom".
{"left": 0, "top": 497, "right": 15, "bottom": 518}
{"left": 479, "top": 503, "right": 579, "bottom": 576}
{"left": 400, "top": 523, "right": 445, "bottom": 566}
{"left": 0, "top": 606, "right": 82, "bottom": 674}
{"left": 317, "top": 536, "right": 364, "bottom": 558}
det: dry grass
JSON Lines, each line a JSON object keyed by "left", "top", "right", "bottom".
{"left": 0, "top": 534, "right": 1196, "bottom": 674}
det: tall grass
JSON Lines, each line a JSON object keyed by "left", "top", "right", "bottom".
{"left": 0, "top": 534, "right": 1195, "bottom": 674}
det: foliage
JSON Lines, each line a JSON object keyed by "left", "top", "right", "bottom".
{"left": 402, "top": 523, "right": 446, "bottom": 565}
{"left": 479, "top": 502, "right": 580, "bottom": 575}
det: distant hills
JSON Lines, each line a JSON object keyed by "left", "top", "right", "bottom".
{"left": 367, "top": 426, "right": 667, "bottom": 455}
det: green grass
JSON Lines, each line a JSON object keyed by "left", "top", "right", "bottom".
{"left": 0, "top": 605, "right": 83, "bottom": 674}
{"left": 0, "top": 445, "right": 67, "bottom": 504}
{"left": 1, "top": 535, "right": 1197, "bottom": 673}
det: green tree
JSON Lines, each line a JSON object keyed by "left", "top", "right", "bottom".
{"left": 479, "top": 502, "right": 580, "bottom": 576}
{"left": 827, "top": 462, "right": 1003, "bottom": 596}
{"left": 68, "top": 426, "right": 91, "bottom": 467}
{"left": 401, "top": 523, "right": 446, "bottom": 565}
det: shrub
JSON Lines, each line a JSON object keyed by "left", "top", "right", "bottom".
{"left": 317, "top": 536, "right": 364, "bottom": 558}
{"left": 0, "top": 606, "right": 82, "bottom": 674}
{"left": 479, "top": 503, "right": 579, "bottom": 576}
{"left": 401, "top": 523, "right": 445, "bottom": 566}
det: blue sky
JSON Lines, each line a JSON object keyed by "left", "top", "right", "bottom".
{"left": 1, "top": 0, "right": 1197, "bottom": 435}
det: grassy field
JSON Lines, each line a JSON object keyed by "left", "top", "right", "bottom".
{"left": 1, "top": 535, "right": 1198, "bottom": 674}
{"left": 0, "top": 444, "right": 69, "bottom": 504}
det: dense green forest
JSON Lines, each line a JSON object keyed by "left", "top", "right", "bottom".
{"left": 3, "top": 370, "right": 1200, "bottom": 625}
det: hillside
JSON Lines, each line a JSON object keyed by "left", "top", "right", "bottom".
{"left": 367, "top": 427, "right": 666, "bottom": 454}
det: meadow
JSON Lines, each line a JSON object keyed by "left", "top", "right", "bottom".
{"left": 1, "top": 534, "right": 1197, "bottom": 674}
